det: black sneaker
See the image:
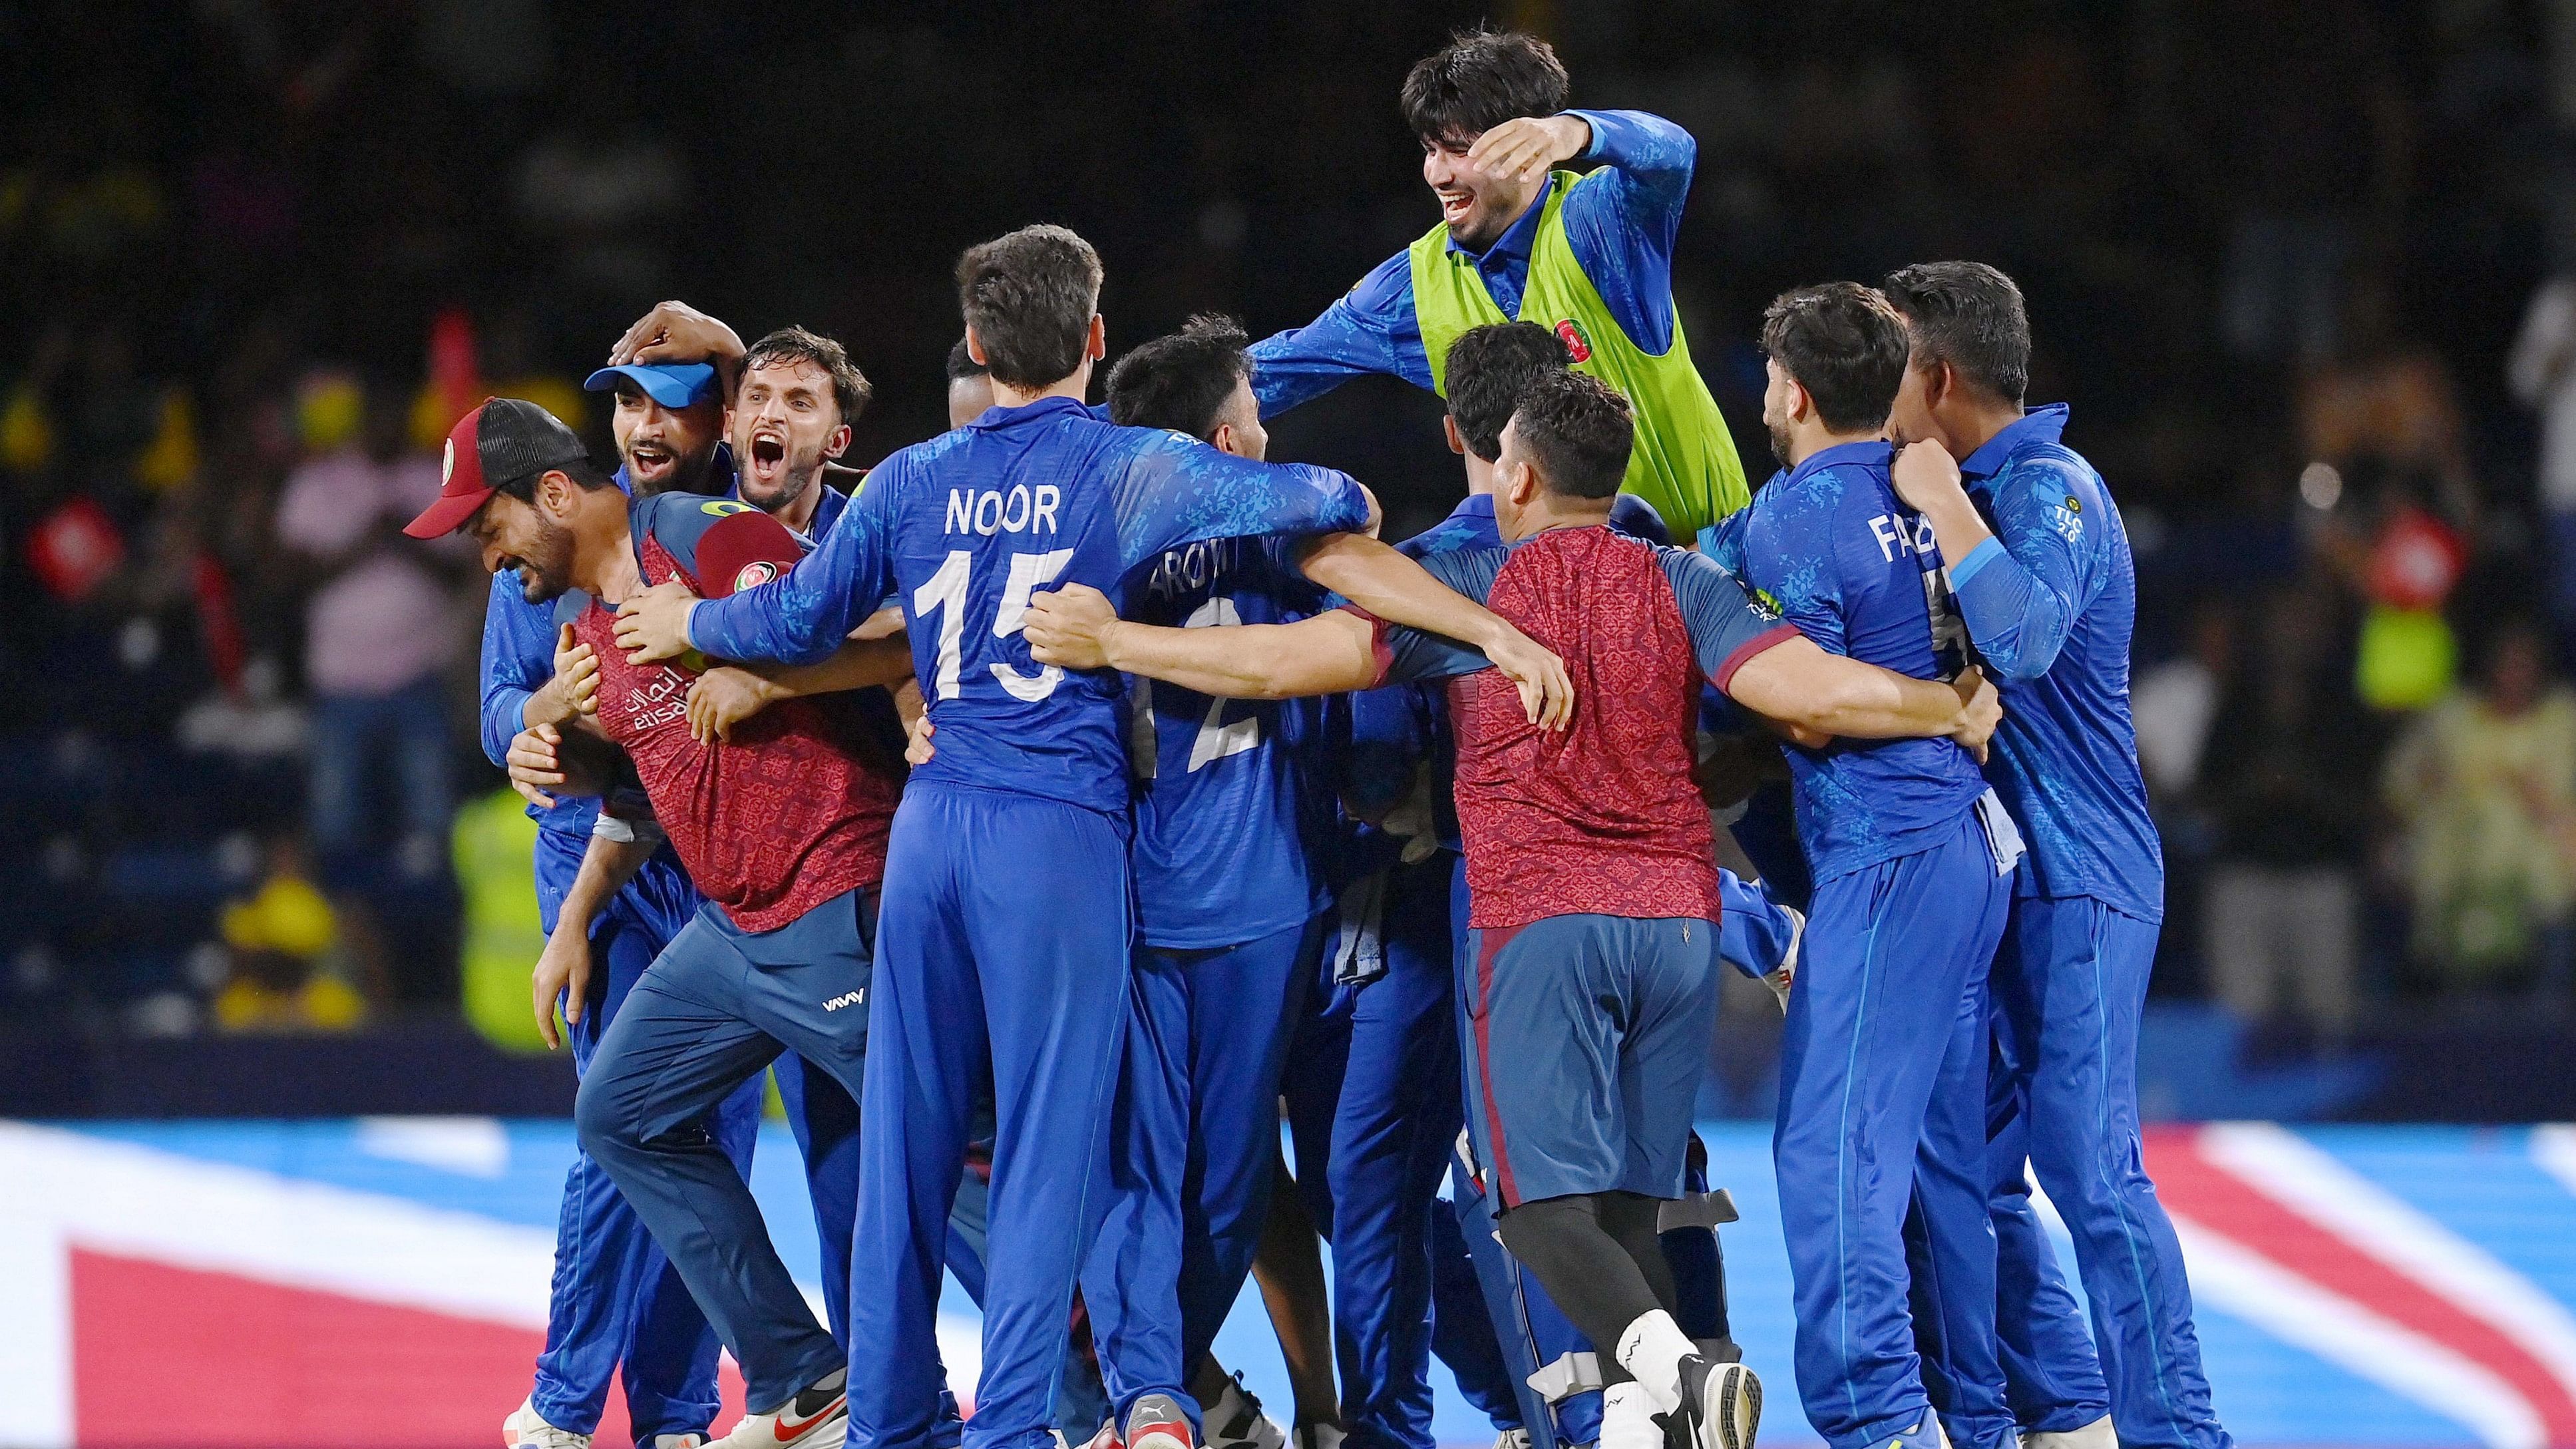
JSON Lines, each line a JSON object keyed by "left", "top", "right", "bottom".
{"left": 1674, "top": 1354, "right": 1760, "bottom": 1449}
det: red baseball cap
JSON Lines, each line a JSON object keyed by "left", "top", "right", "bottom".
{"left": 403, "top": 397, "right": 594, "bottom": 538}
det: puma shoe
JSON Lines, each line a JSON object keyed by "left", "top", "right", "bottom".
{"left": 502, "top": 1398, "right": 591, "bottom": 1449}
{"left": 1125, "top": 1392, "right": 1198, "bottom": 1449}
{"left": 711, "top": 1371, "right": 848, "bottom": 1448}
{"left": 1673, "top": 1355, "right": 1760, "bottom": 1449}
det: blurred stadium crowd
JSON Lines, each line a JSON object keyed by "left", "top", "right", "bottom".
{"left": 1, "top": 0, "right": 2571, "bottom": 1076}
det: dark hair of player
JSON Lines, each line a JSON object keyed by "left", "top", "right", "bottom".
{"left": 1761, "top": 283, "right": 1911, "bottom": 433}
{"left": 1105, "top": 315, "right": 1250, "bottom": 441}
{"left": 955, "top": 224, "right": 1105, "bottom": 391}
{"left": 492, "top": 455, "right": 615, "bottom": 503}
{"left": 1511, "top": 371, "right": 1632, "bottom": 500}
{"left": 1880, "top": 262, "right": 2031, "bottom": 406}
{"left": 1401, "top": 29, "right": 1570, "bottom": 146}
{"left": 744, "top": 326, "right": 873, "bottom": 427}
{"left": 945, "top": 337, "right": 988, "bottom": 382}
{"left": 1447, "top": 321, "right": 1570, "bottom": 462}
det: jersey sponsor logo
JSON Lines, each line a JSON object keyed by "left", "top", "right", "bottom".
{"left": 943, "top": 484, "right": 1063, "bottom": 536}
{"left": 2048, "top": 493, "right": 2084, "bottom": 544}
{"left": 699, "top": 499, "right": 755, "bottom": 517}
{"left": 735, "top": 560, "right": 779, "bottom": 590}
{"left": 823, "top": 989, "right": 864, "bottom": 1012}
{"left": 1554, "top": 317, "right": 1592, "bottom": 363}
{"left": 1748, "top": 585, "right": 1783, "bottom": 622}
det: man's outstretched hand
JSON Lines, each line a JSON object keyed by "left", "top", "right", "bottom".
{"left": 614, "top": 580, "right": 703, "bottom": 663}
{"left": 1024, "top": 583, "right": 1121, "bottom": 671}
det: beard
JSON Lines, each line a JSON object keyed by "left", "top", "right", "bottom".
{"left": 1767, "top": 417, "right": 1795, "bottom": 470}
{"left": 511, "top": 518, "right": 578, "bottom": 604}
{"left": 628, "top": 440, "right": 720, "bottom": 497}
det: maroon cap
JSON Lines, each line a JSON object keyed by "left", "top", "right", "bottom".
{"left": 403, "top": 397, "right": 592, "bottom": 538}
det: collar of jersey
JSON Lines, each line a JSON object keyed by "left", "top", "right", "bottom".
{"left": 1959, "top": 402, "right": 2072, "bottom": 483}
{"left": 1784, "top": 439, "right": 1894, "bottom": 489}
{"left": 966, "top": 395, "right": 1093, "bottom": 431}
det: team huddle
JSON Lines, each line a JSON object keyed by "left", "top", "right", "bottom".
{"left": 419, "top": 27, "right": 2224, "bottom": 1449}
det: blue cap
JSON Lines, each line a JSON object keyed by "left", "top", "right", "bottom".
{"left": 583, "top": 362, "right": 719, "bottom": 408}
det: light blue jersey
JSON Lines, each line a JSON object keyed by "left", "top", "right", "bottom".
{"left": 685, "top": 396, "right": 1374, "bottom": 818}
{"left": 1740, "top": 439, "right": 1988, "bottom": 881}
{"left": 1945, "top": 405, "right": 2162, "bottom": 919}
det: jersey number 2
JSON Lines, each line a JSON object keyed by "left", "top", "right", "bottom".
{"left": 1129, "top": 597, "right": 1261, "bottom": 780}
{"left": 914, "top": 547, "right": 1076, "bottom": 702}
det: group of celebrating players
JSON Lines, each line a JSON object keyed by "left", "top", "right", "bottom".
{"left": 413, "top": 26, "right": 2227, "bottom": 1449}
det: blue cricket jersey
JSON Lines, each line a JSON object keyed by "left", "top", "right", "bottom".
{"left": 1944, "top": 405, "right": 2162, "bottom": 920}
{"left": 1740, "top": 441, "right": 1990, "bottom": 881}
{"left": 1247, "top": 110, "right": 1696, "bottom": 413}
{"left": 1124, "top": 532, "right": 1332, "bottom": 949}
{"left": 685, "top": 396, "right": 1374, "bottom": 818}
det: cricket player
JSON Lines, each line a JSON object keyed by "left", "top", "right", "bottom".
{"left": 1882, "top": 261, "right": 2225, "bottom": 1449}
{"left": 1249, "top": 27, "right": 1747, "bottom": 537}
{"left": 482, "top": 360, "right": 756, "bottom": 1449}
{"left": 609, "top": 224, "right": 1572, "bottom": 1449}
{"left": 1736, "top": 284, "right": 2024, "bottom": 1449}
{"left": 417, "top": 397, "right": 922, "bottom": 1449}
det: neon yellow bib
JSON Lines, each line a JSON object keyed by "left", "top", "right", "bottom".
{"left": 1409, "top": 173, "right": 1749, "bottom": 536}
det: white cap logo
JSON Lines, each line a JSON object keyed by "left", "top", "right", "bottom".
{"left": 442, "top": 437, "right": 456, "bottom": 485}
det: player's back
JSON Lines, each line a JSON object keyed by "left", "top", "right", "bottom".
{"left": 1410, "top": 526, "right": 1749, "bottom": 929}
{"left": 1740, "top": 441, "right": 1988, "bottom": 879}
{"left": 865, "top": 396, "right": 1372, "bottom": 817}
{"left": 1124, "top": 532, "right": 1328, "bottom": 947}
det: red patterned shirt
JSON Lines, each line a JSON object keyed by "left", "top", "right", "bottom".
{"left": 1363, "top": 525, "right": 1795, "bottom": 929}
{"left": 565, "top": 494, "right": 904, "bottom": 932}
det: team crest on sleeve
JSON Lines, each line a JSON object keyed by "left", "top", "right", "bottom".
{"left": 1554, "top": 318, "right": 1592, "bottom": 363}
{"left": 735, "top": 560, "right": 780, "bottom": 590}
{"left": 2048, "top": 493, "right": 2084, "bottom": 544}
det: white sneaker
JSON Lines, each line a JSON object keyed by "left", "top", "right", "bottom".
{"left": 710, "top": 1372, "right": 848, "bottom": 1449}
{"left": 2020, "top": 1417, "right": 2114, "bottom": 1449}
{"left": 653, "top": 1437, "right": 709, "bottom": 1449}
{"left": 1674, "top": 1356, "right": 1761, "bottom": 1449}
{"left": 1203, "top": 1376, "right": 1286, "bottom": 1449}
{"left": 1492, "top": 1432, "right": 1534, "bottom": 1449}
{"left": 502, "top": 1398, "right": 592, "bottom": 1449}
{"left": 1763, "top": 907, "right": 1804, "bottom": 1013}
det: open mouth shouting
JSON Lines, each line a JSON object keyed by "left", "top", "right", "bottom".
{"left": 745, "top": 426, "right": 791, "bottom": 488}
{"left": 627, "top": 437, "right": 678, "bottom": 482}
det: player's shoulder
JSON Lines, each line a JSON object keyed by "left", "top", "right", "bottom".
{"left": 1346, "top": 250, "right": 1415, "bottom": 313}
{"left": 636, "top": 491, "right": 763, "bottom": 546}
{"left": 1419, "top": 538, "right": 1511, "bottom": 601}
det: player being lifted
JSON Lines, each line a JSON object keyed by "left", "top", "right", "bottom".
{"left": 1018, "top": 371, "right": 2002, "bottom": 1449}
{"left": 609, "top": 224, "right": 1573, "bottom": 1449}
{"left": 1250, "top": 28, "right": 1747, "bottom": 538}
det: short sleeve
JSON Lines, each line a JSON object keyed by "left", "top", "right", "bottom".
{"left": 1740, "top": 483, "right": 1848, "bottom": 656}
{"left": 1660, "top": 547, "right": 1799, "bottom": 691}
{"left": 1343, "top": 544, "right": 1505, "bottom": 686}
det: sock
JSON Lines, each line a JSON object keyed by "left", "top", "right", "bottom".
{"left": 1600, "top": 1384, "right": 1664, "bottom": 1449}
{"left": 1614, "top": 1309, "right": 1695, "bottom": 1415}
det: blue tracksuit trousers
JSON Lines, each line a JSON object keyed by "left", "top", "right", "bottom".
{"left": 850, "top": 785, "right": 1135, "bottom": 1449}
{"left": 1775, "top": 811, "right": 2012, "bottom": 1449}
{"left": 533, "top": 829, "right": 761, "bottom": 1440}
{"left": 1974, "top": 896, "right": 2227, "bottom": 1449}
{"left": 1084, "top": 913, "right": 1325, "bottom": 1427}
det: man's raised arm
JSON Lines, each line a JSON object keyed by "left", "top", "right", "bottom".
{"left": 1026, "top": 584, "right": 1384, "bottom": 700}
